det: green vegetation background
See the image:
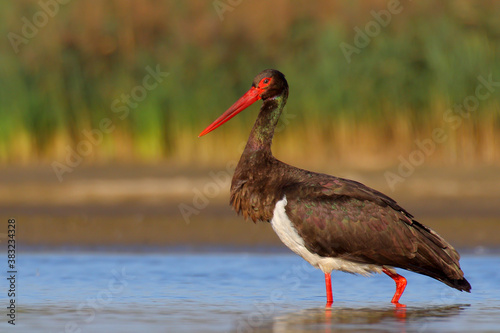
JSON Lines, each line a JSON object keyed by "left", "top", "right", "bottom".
{"left": 1, "top": 1, "right": 499, "bottom": 168}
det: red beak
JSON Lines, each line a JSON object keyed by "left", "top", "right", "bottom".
{"left": 199, "top": 87, "right": 262, "bottom": 137}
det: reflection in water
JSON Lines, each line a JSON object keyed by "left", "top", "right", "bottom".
{"left": 255, "top": 304, "right": 468, "bottom": 333}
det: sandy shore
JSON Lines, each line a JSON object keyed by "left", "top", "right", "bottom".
{"left": 1, "top": 164, "right": 499, "bottom": 249}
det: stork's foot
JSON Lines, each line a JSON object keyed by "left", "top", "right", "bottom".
{"left": 383, "top": 268, "right": 407, "bottom": 305}
{"left": 394, "top": 303, "right": 407, "bottom": 320}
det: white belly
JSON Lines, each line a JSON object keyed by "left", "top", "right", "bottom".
{"left": 270, "top": 196, "right": 383, "bottom": 276}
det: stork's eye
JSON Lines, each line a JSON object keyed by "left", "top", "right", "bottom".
{"left": 258, "top": 77, "right": 272, "bottom": 88}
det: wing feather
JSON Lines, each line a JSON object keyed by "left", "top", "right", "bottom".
{"left": 282, "top": 173, "right": 470, "bottom": 291}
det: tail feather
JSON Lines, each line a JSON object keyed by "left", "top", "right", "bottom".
{"left": 408, "top": 220, "right": 471, "bottom": 292}
{"left": 451, "top": 278, "right": 472, "bottom": 292}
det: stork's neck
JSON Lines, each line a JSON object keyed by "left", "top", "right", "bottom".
{"left": 243, "top": 94, "right": 288, "bottom": 154}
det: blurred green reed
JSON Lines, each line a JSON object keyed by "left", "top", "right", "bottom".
{"left": 0, "top": 1, "right": 499, "bottom": 167}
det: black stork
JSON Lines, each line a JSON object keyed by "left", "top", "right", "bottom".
{"left": 199, "top": 69, "right": 471, "bottom": 307}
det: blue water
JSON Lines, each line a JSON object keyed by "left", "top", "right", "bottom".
{"left": 2, "top": 251, "right": 500, "bottom": 332}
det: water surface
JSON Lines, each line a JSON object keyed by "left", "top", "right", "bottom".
{"left": 2, "top": 251, "right": 500, "bottom": 332}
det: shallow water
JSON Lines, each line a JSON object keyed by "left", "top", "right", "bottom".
{"left": 2, "top": 251, "right": 500, "bottom": 332}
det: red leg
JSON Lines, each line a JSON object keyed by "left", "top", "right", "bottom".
{"left": 325, "top": 272, "right": 333, "bottom": 307}
{"left": 383, "top": 268, "right": 407, "bottom": 306}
